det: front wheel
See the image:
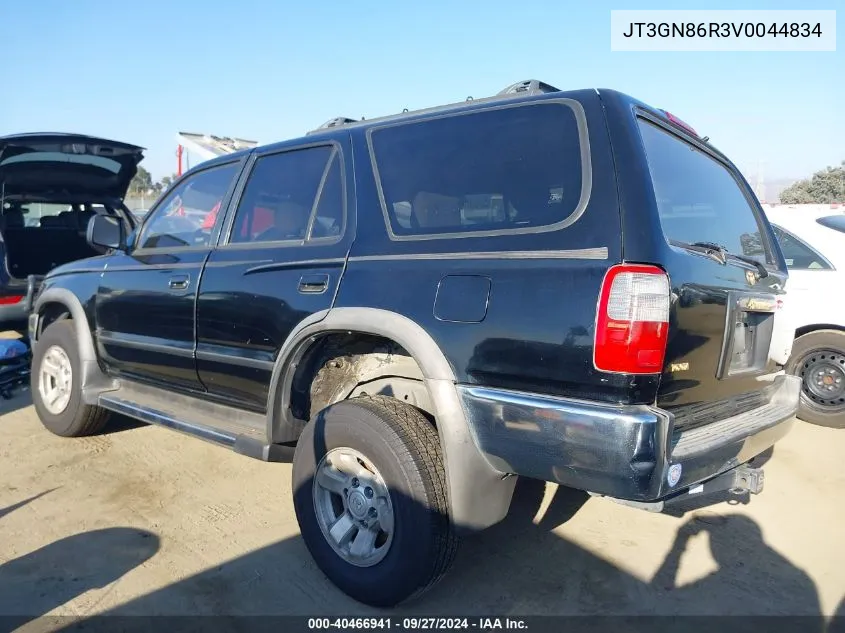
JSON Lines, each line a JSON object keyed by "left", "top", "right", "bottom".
{"left": 31, "top": 320, "right": 111, "bottom": 437}
{"left": 786, "top": 329, "right": 845, "bottom": 429}
{"left": 292, "top": 395, "right": 458, "bottom": 607}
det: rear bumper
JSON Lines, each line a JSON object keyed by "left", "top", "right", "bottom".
{"left": 0, "top": 275, "right": 42, "bottom": 332}
{"left": 458, "top": 373, "right": 800, "bottom": 502}
{"left": 0, "top": 302, "right": 29, "bottom": 330}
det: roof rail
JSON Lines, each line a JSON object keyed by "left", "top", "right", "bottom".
{"left": 306, "top": 116, "right": 357, "bottom": 136}
{"left": 497, "top": 79, "right": 561, "bottom": 97}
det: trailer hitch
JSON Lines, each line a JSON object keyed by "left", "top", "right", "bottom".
{"left": 602, "top": 464, "right": 766, "bottom": 513}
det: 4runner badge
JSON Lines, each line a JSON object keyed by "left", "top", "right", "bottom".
{"left": 670, "top": 362, "right": 690, "bottom": 373}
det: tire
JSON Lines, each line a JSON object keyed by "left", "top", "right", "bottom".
{"left": 292, "top": 395, "right": 458, "bottom": 607}
{"left": 31, "top": 320, "right": 111, "bottom": 437}
{"left": 786, "top": 329, "right": 845, "bottom": 429}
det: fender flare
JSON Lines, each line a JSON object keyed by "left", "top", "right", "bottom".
{"left": 33, "top": 288, "right": 115, "bottom": 404}
{"left": 267, "top": 307, "right": 516, "bottom": 532}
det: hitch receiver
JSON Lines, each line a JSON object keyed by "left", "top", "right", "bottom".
{"left": 601, "top": 464, "right": 766, "bottom": 513}
{"left": 729, "top": 464, "right": 765, "bottom": 495}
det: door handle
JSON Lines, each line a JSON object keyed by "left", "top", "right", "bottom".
{"left": 298, "top": 273, "right": 329, "bottom": 294}
{"left": 168, "top": 274, "right": 190, "bottom": 290}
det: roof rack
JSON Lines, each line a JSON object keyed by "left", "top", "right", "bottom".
{"left": 306, "top": 117, "right": 358, "bottom": 136}
{"left": 305, "top": 80, "right": 561, "bottom": 136}
{"left": 496, "top": 79, "right": 561, "bottom": 97}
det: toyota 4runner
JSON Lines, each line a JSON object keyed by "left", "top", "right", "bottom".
{"left": 27, "top": 80, "right": 800, "bottom": 607}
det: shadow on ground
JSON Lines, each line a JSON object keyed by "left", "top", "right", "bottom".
{"left": 0, "top": 477, "right": 825, "bottom": 632}
{"left": 0, "top": 527, "right": 159, "bottom": 631}
{"left": 0, "top": 387, "right": 34, "bottom": 416}
{"left": 0, "top": 489, "right": 58, "bottom": 521}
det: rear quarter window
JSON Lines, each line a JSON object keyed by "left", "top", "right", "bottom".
{"left": 638, "top": 119, "right": 772, "bottom": 264}
{"left": 368, "top": 101, "right": 589, "bottom": 240}
{"left": 771, "top": 224, "right": 833, "bottom": 270}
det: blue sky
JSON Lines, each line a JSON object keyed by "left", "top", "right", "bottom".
{"left": 1, "top": 0, "right": 842, "bottom": 184}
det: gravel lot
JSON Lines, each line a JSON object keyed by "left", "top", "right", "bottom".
{"left": 1, "top": 386, "right": 843, "bottom": 625}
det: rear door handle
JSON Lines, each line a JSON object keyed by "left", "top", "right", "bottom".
{"left": 298, "top": 273, "right": 329, "bottom": 294}
{"left": 168, "top": 274, "right": 190, "bottom": 290}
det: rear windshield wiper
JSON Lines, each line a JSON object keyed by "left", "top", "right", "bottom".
{"left": 674, "top": 240, "right": 769, "bottom": 278}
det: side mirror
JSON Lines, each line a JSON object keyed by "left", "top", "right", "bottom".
{"left": 87, "top": 215, "right": 124, "bottom": 251}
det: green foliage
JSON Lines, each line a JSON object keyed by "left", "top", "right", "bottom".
{"left": 127, "top": 166, "right": 154, "bottom": 197}
{"left": 780, "top": 161, "right": 845, "bottom": 204}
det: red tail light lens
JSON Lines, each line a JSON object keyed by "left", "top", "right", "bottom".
{"left": 0, "top": 295, "right": 23, "bottom": 305}
{"left": 594, "top": 264, "right": 670, "bottom": 374}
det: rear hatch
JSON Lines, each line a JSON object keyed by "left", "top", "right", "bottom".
{"left": 632, "top": 111, "right": 789, "bottom": 429}
{"left": 0, "top": 133, "right": 144, "bottom": 199}
{"left": 0, "top": 134, "right": 143, "bottom": 312}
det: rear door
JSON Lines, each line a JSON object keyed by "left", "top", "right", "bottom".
{"left": 195, "top": 138, "right": 352, "bottom": 411}
{"left": 632, "top": 115, "right": 789, "bottom": 419}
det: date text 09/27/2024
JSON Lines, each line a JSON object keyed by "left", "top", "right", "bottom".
{"left": 307, "top": 618, "right": 528, "bottom": 630}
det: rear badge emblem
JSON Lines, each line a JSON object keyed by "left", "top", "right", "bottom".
{"left": 746, "top": 270, "right": 758, "bottom": 285}
{"left": 670, "top": 362, "right": 689, "bottom": 373}
{"left": 667, "top": 463, "right": 683, "bottom": 487}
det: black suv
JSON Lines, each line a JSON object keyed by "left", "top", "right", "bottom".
{"left": 28, "top": 80, "right": 800, "bottom": 607}
{"left": 0, "top": 133, "right": 144, "bottom": 331}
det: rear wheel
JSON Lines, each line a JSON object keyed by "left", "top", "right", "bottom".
{"left": 292, "top": 395, "right": 458, "bottom": 607}
{"left": 31, "top": 320, "right": 111, "bottom": 437}
{"left": 786, "top": 330, "right": 845, "bottom": 429}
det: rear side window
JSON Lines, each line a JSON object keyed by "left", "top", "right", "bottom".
{"left": 369, "top": 102, "right": 587, "bottom": 239}
{"left": 638, "top": 119, "right": 771, "bottom": 263}
{"left": 771, "top": 225, "right": 832, "bottom": 270}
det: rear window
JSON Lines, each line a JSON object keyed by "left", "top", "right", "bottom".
{"left": 638, "top": 119, "right": 771, "bottom": 263}
{"left": 816, "top": 215, "right": 845, "bottom": 234}
{"left": 369, "top": 102, "right": 587, "bottom": 239}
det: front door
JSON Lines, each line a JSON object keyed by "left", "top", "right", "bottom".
{"left": 196, "top": 139, "right": 353, "bottom": 411}
{"left": 95, "top": 159, "right": 244, "bottom": 390}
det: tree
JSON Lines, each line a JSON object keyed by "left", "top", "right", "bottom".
{"left": 127, "top": 166, "right": 154, "bottom": 198}
{"left": 779, "top": 161, "right": 845, "bottom": 204}
{"left": 158, "top": 174, "right": 178, "bottom": 191}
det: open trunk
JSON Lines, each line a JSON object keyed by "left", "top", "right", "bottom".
{"left": 1, "top": 203, "right": 103, "bottom": 280}
{"left": 0, "top": 133, "right": 143, "bottom": 306}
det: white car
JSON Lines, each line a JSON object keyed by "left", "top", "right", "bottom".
{"left": 765, "top": 207, "right": 845, "bottom": 428}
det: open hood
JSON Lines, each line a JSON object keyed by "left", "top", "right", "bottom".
{"left": 0, "top": 133, "right": 145, "bottom": 200}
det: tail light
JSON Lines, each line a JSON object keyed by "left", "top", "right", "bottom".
{"left": 659, "top": 109, "right": 699, "bottom": 137}
{"left": 0, "top": 295, "right": 23, "bottom": 305}
{"left": 594, "top": 264, "right": 671, "bottom": 374}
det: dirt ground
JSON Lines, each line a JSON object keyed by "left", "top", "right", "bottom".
{"left": 1, "top": 385, "right": 843, "bottom": 625}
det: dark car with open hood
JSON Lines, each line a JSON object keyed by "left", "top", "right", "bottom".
{"left": 0, "top": 133, "right": 143, "bottom": 331}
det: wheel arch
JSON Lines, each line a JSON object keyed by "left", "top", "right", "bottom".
{"left": 33, "top": 287, "right": 114, "bottom": 404}
{"left": 267, "top": 307, "right": 516, "bottom": 532}
{"left": 795, "top": 323, "right": 845, "bottom": 339}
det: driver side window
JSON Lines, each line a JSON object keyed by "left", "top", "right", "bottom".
{"left": 138, "top": 163, "right": 239, "bottom": 249}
